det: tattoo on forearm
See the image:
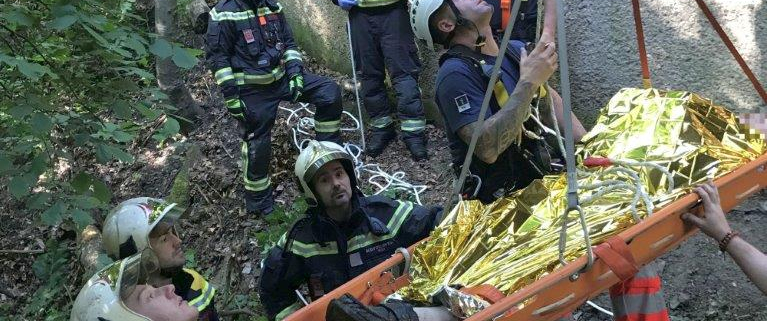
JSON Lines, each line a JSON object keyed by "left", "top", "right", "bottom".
{"left": 458, "top": 81, "right": 537, "bottom": 163}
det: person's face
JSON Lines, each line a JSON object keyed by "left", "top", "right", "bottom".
{"left": 311, "top": 160, "right": 352, "bottom": 209}
{"left": 436, "top": 0, "right": 494, "bottom": 33}
{"left": 148, "top": 223, "right": 185, "bottom": 269}
{"left": 123, "top": 284, "right": 198, "bottom": 321}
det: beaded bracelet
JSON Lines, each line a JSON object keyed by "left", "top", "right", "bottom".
{"left": 718, "top": 231, "right": 740, "bottom": 253}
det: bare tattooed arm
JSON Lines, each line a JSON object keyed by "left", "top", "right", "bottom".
{"left": 457, "top": 81, "right": 537, "bottom": 164}
{"left": 456, "top": 41, "right": 560, "bottom": 164}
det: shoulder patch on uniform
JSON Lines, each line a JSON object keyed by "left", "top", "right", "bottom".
{"left": 454, "top": 94, "right": 471, "bottom": 113}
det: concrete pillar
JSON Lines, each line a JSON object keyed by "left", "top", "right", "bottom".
{"left": 281, "top": 0, "right": 766, "bottom": 126}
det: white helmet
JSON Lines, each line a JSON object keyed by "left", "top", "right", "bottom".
{"left": 70, "top": 252, "right": 159, "bottom": 321}
{"left": 102, "top": 197, "right": 184, "bottom": 260}
{"left": 294, "top": 140, "right": 357, "bottom": 206}
{"left": 409, "top": 0, "right": 447, "bottom": 50}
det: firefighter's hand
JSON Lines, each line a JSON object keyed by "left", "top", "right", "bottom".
{"left": 519, "top": 41, "right": 558, "bottom": 89}
{"left": 681, "top": 180, "right": 731, "bottom": 241}
{"left": 289, "top": 74, "right": 303, "bottom": 103}
{"left": 339, "top": 0, "right": 357, "bottom": 10}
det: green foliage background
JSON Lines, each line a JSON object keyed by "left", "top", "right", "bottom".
{"left": 0, "top": 0, "right": 199, "bottom": 318}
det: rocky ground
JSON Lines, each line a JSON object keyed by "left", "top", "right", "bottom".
{"left": 2, "top": 31, "right": 767, "bottom": 321}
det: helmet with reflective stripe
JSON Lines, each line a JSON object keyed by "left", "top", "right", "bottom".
{"left": 409, "top": 0, "right": 447, "bottom": 50}
{"left": 102, "top": 197, "right": 185, "bottom": 260}
{"left": 294, "top": 140, "right": 357, "bottom": 206}
{"left": 70, "top": 253, "right": 157, "bottom": 321}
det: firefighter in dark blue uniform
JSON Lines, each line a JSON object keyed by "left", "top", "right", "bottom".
{"left": 206, "top": 0, "right": 343, "bottom": 215}
{"left": 334, "top": 0, "right": 428, "bottom": 161}
{"left": 258, "top": 140, "right": 441, "bottom": 320}
{"left": 409, "top": 0, "right": 586, "bottom": 203}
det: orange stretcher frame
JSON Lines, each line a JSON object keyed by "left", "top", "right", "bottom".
{"left": 285, "top": 152, "right": 767, "bottom": 321}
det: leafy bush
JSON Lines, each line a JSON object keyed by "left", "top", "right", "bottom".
{"left": 0, "top": 0, "right": 198, "bottom": 230}
{"left": 0, "top": 0, "right": 200, "bottom": 318}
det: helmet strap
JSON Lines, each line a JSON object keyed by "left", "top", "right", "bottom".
{"left": 444, "top": 0, "right": 486, "bottom": 52}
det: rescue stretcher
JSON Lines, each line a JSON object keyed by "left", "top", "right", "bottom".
{"left": 283, "top": 152, "right": 766, "bottom": 321}
{"left": 284, "top": 0, "right": 767, "bottom": 319}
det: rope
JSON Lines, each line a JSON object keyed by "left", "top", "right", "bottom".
{"left": 553, "top": 0, "right": 594, "bottom": 275}
{"left": 279, "top": 103, "right": 427, "bottom": 205}
{"left": 631, "top": 0, "right": 652, "bottom": 89}
{"left": 346, "top": 19, "right": 367, "bottom": 150}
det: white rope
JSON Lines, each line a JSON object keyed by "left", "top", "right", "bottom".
{"left": 279, "top": 103, "right": 427, "bottom": 204}
{"left": 586, "top": 300, "right": 615, "bottom": 317}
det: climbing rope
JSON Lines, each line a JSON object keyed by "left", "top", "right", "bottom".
{"left": 278, "top": 103, "right": 428, "bottom": 205}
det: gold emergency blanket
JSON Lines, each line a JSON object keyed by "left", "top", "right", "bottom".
{"left": 400, "top": 88, "right": 766, "bottom": 307}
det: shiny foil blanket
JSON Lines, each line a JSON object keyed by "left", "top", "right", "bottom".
{"left": 399, "top": 88, "right": 766, "bottom": 308}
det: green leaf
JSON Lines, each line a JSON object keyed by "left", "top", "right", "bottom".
{"left": 27, "top": 192, "right": 52, "bottom": 210}
{"left": 114, "top": 67, "right": 155, "bottom": 80}
{"left": 82, "top": 24, "right": 109, "bottom": 46}
{"left": 124, "top": 36, "right": 146, "bottom": 56}
{"left": 30, "top": 113, "right": 53, "bottom": 135}
{"left": 8, "top": 104, "right": 33, "bottom": 119}
{"left": 96, "top": 144, "right": 134, "bottom": 163}
{"left": 72, "top": 195, "right": 102, "bottom": 210}
{"left": 49, "top": 15, "right": 78, "bottom": 30}
{"left": 134, "top": 103, "right": 162, "bottom": 120}
{"left": 4, "top": 9, "right": 33, "bottom": 27}
{"left": 0, "top": 53, "right": 17, "bottom": 67}
{"left": 163, "top": 117, "right": 180, "bottom": 135}
{"left": 70, "top": 209, "right": 94, "bottom": 230}
{"left": 41, "top": 202, "right": 65, "bottom": 226}
{"left": 52, "top": 5, "right": 77, "bottom": 17}
{"left": 171, "top": 46, "right": 198, "bottom": 69}
{"left": 149, "top": 39, "right": 173, "bottom": 59}
{"left": 110, "top": 78, "right": 141, "bottom": 92}
{"left": 16, "top": 60, "right": 52, "bottom": 80}
{"left": 91, "top": 178, "right": 112, "bottom": 203}
{"left": 0, "top": 154, "right": 11, "bottom": 173}
{"left": 152, "top": 117, "right": 180, "bottom": 142}
{"left": 71, "top": 172, "right": 93, "bottom": 194}
{"left": 8, "top": 176, "right": 32, "bottom": 198}
{"left": 111, "top": 130, "right": 134, "bottom": 143}
{"left": 29, "top": 153, "right": 48, "bottom": 176}
{"left": 112, "top": 100, "right": 133, "bottom": 119}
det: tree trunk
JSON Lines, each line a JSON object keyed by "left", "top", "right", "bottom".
{"left": 77, "top": 225, "right": 104, "bottom": 276}
{"left": 155, "top": 0, "right": 204, "bottom": 131}
{"left": 186, "top": 0, "right": 210, "bottom": 34}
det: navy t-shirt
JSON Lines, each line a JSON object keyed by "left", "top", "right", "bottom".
{"left": 435, "top": 41, "right": 532, "bottom": 202}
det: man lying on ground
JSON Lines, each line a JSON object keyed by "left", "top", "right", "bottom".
{"left": 102, "top": 197, "right": 219, "bottom": 320}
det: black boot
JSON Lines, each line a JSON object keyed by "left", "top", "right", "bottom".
{"left": 317, "top": 131, "right": 343, "bottom": 146}
{"left": 244, "top": 189, "right": 274, "bottom": 216}
{"left": 366, "top": 125, "right": 397, "bottom": 158}
{"left": 401, "top": 130, "right": 428, "bottom": 161}
{"left": 326, "top": 294, "right": 419, "bottom": 321}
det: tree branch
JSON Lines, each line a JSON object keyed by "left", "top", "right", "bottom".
{"left": 0, "top": 248, "right": 45, "bottom": 255}
{"left": 0, "top": 22, "right": 56, "bottom": 68}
